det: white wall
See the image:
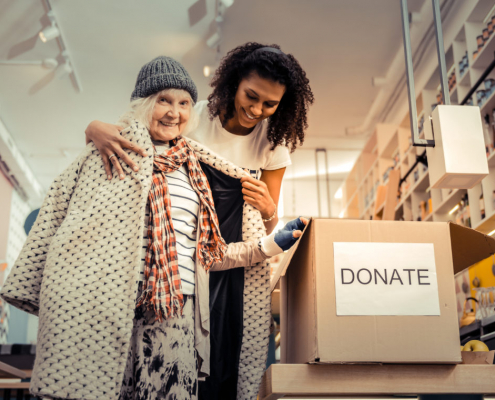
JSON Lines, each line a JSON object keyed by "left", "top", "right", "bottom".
{"left": 281, "top": 148, "right": 356, "bottom": 219}
{"left": 3, "top": 189, "right": 37, "bottom": 344}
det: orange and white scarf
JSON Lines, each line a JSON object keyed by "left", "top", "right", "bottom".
{"left": 137, "top": 137, "right": 226, "bottom": 321}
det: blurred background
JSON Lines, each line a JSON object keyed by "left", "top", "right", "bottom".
{"left": 0, "top": 0, "right": 492, "bottom": 353}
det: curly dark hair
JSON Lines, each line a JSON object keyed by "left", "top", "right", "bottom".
{"left": 207, "top": 42, "right": 314, "bottom": 152}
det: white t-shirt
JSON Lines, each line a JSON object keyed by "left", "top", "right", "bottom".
{"left": 140, "top": 141, "right": 199, "bottom": 295}
{"left": 187, "top": 100, "right": 291, "bottom": 173}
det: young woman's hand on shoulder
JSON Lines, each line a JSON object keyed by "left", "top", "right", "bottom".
{"left": 85, "top": 120, "right": 147, "bottom": 180}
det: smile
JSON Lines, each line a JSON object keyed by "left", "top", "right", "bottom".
{"left": 243, "top": 108, "right": 259, "bottom": 121}
{"left": 159, "top": 121, "right": 178, "bottom": 127}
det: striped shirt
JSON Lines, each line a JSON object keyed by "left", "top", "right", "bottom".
{"left": 140, "top": 141, "right": 199, "bottom": 295}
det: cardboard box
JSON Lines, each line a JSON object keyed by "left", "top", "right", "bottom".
{"left": 461, "top": 350, "right": 495, "bottom": 364}
{"left": 272, "top": 219, "right": 495, "bottom": 365}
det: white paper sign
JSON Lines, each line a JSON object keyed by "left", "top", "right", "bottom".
{"left": 333, "top": 242, "right": 440, "bottom": 316}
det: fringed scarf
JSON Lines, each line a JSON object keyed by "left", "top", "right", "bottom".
{"left": 137, "top": 136, "right": 227, "bottom": 321}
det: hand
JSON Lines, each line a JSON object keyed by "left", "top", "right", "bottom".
{"left": 240, "top": 174, "right": 276, "bottom": 218}
{"left": 85, "top": 120, "right": 148, "bottom": 180}
{"left": 274, "top": 217, "right": 309, "bottom": 251}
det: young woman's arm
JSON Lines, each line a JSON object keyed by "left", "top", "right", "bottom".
{"left": 85, "top": 120, "right": 147, "bottom": 180}
{"left": 240, "top": 167, "right": 285, "bottom": 234}
{"left": 210, "top": 217, "right": 308, "bottom": 271}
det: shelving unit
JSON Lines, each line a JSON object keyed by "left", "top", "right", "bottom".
{"left": 339, "top": 0, "right": 495, "bottom": 231}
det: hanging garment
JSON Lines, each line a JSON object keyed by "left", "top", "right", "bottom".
{"left": 198, "top": 163, "right": 245, "bottom": 400}
{"left": 188, "top": 141, "right": 272, "bottom": 400}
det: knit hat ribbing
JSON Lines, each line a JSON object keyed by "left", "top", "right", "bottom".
{"left": 131, "top": 56, "right": 198, "bottom": 103}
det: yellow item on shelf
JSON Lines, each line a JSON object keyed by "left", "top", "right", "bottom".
{"left": 462, "top": 340, "right": 489, "bottom": 352}
{"left": 460, "top": 297, "right": 478, "bottom": 328}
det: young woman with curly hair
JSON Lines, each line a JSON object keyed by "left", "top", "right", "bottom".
{"left": 84, "top": 43, "right": 314, "bottom": 399}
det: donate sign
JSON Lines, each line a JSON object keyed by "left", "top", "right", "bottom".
{"left": 333, "top": 242, "right": 440, "bottom": 316}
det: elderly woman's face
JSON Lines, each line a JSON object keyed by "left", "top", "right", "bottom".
{"left": 149, "top": 90, "right": 191, "bottom": 141}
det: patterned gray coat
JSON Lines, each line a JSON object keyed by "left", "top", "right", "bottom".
{"left": 0, "top": 121, "right": 272, "bottom": 400}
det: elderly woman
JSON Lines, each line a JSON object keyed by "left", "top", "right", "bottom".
{"left": 0, "top": 56, "right": 306, "bottom": 400}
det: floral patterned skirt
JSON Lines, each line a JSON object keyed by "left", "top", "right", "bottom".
{"left": 119, "top": 285, "right": 197, "bottom": 400}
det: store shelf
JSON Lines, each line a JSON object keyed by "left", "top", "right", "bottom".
{"left": 472, "top": 29, "right": 495, "bottom": 69}
{"left": 450, "top": 86, "right": 458, "bottom": 103}
{"left": 482, "top": 313, "right": 495, "bottom": 327}
{"left": 488, "top": 150, "right": 495, "bottom": 167}
{"left": 411, "top": 170, "right": 429, "bottom": 193}
{"left": 481, "top": 330, "right": 495, "bottom": 341}
{"left": 459, "top": 320, "right": 482, "bottom": 337}
{"left": 359, "top": 201, "right": 375, "bottom": 220}
{"left": 473, "top": 208, "right": 495, "bottom": 234}
{"left": 480, "top": 86, "right": 495, "bottom": 116}
{"left": 343, "top": 190, "right": 358, "bottom": 211}
{"left": 356, "top": 158, "right": 378, "bottom": 192}
{"left": 400, "top": 151, "right": 411, "bottom": 166}
{"left": 380, "top": 131, "right": 399, "bottom": 159}
{"left": 459, "top": 68, "right": 470, "bottom": 88}
{"left": 395, "top": 172, "right": 429, "bottom": 212}
{"left": 340, "top": 10, "right": 495, "bottom": 234}
{"left": 375, "top": 202, "right": 385, "bottom": 217}
{"left": 435, "top": 189, "right": 466, "bottom": 215}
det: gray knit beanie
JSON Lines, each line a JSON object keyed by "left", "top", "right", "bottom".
{"left": 131, "top": 56, "right": 198, "bottom": 103}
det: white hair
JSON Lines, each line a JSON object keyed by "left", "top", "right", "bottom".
{"left": 117, "top": 88, "right": 198, "bottom": 137}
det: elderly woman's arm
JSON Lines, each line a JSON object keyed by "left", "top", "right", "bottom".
{"left": 210, "top": 217, "right": 308, "bottom": 271}
{"left": 0, "top": 150, "right": 86, "bottom": 315}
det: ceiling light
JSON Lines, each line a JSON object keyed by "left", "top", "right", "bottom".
{"left": 0, "top": 58, "right": 58, "bottom": 68}
{"left": 39, "top": 25, "right": 60, "bottom": 43}
{"left": 206, "top": 32, "right": 221, "bottom": 48}
{"left": 203, "top": 65, "right": 212, "bottom": 77}
{"left": 335, "top": 188, "right": 343, "bottom": 199}
{"left": 56, "top": 61, "right": 72, "bottom": 79}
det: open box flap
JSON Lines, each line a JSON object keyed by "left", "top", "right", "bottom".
{"left": 449, "top": 222, "right": 495, "bottom": 274}
{"left": 270, "top": 218, "right": 313, "bottom": 292}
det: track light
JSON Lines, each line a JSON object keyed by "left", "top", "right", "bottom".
{"left": 203, "top": 65, "right": 213, "bottom": 77}
{"left": 206, "top": 32, "right": 221, "bottom": 48}
{"left": 0, "top": 58, "right": 58, "bottom": 69}
{"left": 39, "top": 25, "right": 60, "bottom": 43}
{"left": 56, "top": 61, "right": 72, "bottom": 79}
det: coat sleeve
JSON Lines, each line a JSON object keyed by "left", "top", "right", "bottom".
{"left": 0, "top": 151, "right": 84, "bottom": 316}
{"left": 209, "top": 238, "right": 269, "bottom": 272}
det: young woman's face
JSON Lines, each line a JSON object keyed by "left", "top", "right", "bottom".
{"left": 234, "top": 72, "right": 286, "bottom": 129}
{"left": 149, "top": 90, "right": 191, "bottom": 141}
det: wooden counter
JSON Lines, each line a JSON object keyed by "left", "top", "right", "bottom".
{"left": 260, "top": 364, "right": 495, "bottom": 399}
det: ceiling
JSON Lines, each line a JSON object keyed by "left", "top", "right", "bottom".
{"left": 0, "top": 0, "right": 428, "bottom": 190}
